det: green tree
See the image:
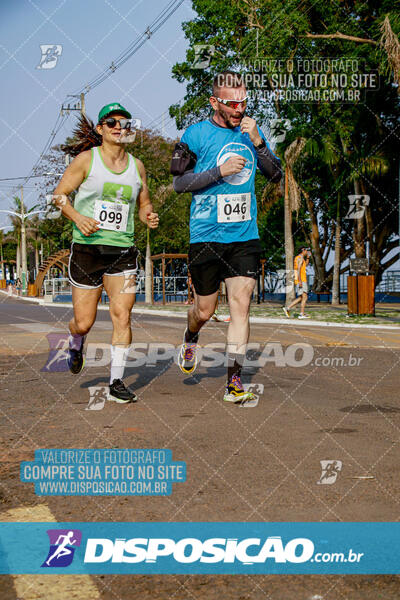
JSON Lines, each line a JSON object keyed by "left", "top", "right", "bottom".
{"left": 170, "top": 0, "right": 400, "bottom": 287}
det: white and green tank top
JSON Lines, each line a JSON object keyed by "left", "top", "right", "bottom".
{"left": 72, "top": 146, "right": 142, "bottom": 247}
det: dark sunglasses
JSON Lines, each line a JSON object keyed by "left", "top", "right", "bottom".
{"left": 103, "top": 117, "right": 131, "bottom": 130}
{"left": 216, "top": 96, "right": 248, "bottom": 110}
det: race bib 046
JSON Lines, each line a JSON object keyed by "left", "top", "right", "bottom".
{"left": 217, "top": 193, "right": 251, "bottom": 223}
{"left": 93, "top": 200, "right": 129, "bottom": 232}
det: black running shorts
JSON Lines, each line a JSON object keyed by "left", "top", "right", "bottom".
{"left": 188, "top": 239, "right": 262, "bottom": 296}
{"left": 68, "top": 243, "right": 138, "bottom": 289}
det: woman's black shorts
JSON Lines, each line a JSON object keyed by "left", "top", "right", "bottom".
{"left": 68, "top": 243, "right": 138, "bottom": 289}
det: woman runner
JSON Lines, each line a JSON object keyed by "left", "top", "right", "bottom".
{"left": 52, "top": 102, "right": 159, "bottom": 403}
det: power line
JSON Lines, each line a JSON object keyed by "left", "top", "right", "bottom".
{"left": 73, "top": 0, "right": 185, "bottom": 95}
{"left": 0, "top": 174, "right": 58, "bottom": 182}
{"left": 17, "top": 0, "right": 185, "bottom": 191}
{"left": 13, "top": 112, "right": 69, "bottom": 196}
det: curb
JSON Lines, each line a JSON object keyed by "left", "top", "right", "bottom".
{"left": 1, "top": 290, "right": 399, "bottom": 331}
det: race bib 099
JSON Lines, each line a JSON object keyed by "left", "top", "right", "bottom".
{"left": 93, "top": 200, "right": 129, "bottom": 232}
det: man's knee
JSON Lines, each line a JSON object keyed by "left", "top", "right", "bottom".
{"left": 194, "top": 304, "right": 214, "bottom": 323}
{"left": 228, "top": 292, "right": 251, "bottom": 317}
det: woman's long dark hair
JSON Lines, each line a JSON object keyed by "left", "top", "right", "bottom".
{"left": 61, "top": 114, "right": 102, "bottom": 157}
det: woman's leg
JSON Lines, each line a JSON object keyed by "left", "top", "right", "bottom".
{"left": 103, "top": 273, "right": 136, "bottom": 399}
{"left": 103, "top": 273, "right": 135, "bottom": 347}
{"left": 69, "top": 285, "right": 103, "bottom": 336}
{"left": 68, "top": 285, "right": 102, "bottom": 374}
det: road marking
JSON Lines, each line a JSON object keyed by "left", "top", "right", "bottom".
{"left": 133, "top": 319, "right": 183, "bottom": 330}
{"left": 12, "top": 323, "right": 64, "bottom": 333}
{"left": 91, "top": 321, "right": 113, "bottom": 330}
{"left": 1, "top": 504, "right": 100, "bottom": 599}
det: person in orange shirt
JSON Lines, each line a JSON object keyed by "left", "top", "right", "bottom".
{"left": 283, "top": 247, "right": 311, "bottom": 319}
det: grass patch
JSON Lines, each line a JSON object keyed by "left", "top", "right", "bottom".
{"left": 139, "top": 302, "right": 400, "bottom": 326}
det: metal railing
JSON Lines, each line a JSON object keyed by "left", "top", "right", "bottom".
{"left": 42, "top": 275, "right": 189, "bottom": 301}
{"left": 262, "top": 271, "right": 346, "bottom": 294}
{"left": 376, "top": 270, "right": 400, "bottom": 293}
{"left": 43, "top": 278, "right": 71, "bottom": 296}
{"left": 42, "top": 270, "right": 400, "bottom": 301}
{"left": 153, "top": 276, "right": 188, "bottom": 296}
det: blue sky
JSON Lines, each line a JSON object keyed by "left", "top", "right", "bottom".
{"left": 0, "top": 0, "right": 195, "bottom": 222}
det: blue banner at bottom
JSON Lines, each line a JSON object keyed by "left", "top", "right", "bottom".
{"left": 0, "top": 522, "right": 398, "bottom": 574}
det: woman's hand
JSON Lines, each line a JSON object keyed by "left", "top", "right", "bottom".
{"left": 146, "top": 212, "right": 159, "bottom": 229}
{"left": 74, "top": 214, "right": 100, "bottom": 236}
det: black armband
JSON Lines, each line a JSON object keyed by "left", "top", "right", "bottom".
{"left": 170, "top": 142, "right": 197, "bottom": 176}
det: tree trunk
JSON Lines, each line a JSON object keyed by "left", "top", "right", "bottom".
{"left": 353, "top": 179, "right": 366, "bottom": 258}
{"left": 303, "top": 188, "right": 325, "bottom": 290}
{"left": 331, "top": 194, "right": 341, "bottom": 305}
{"left": 35, "top": 245, "right": 39, "bottom": 278}
{"left": 284, "top": 169, "right": 295, "bottom": 304}
{"left": 16, "top": 244, "right": 21, "bottom": 279}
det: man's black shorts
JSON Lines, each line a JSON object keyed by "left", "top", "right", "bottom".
{"left": 188, "top": 239, "right": 262, "bottom": 296}
{"left": 68, "top": 243, "right": 138, "bottom": 289}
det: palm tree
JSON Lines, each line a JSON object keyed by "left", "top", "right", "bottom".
{"left": 7, "top": 196, "right": 41, "bottom": 282}
{"left": 0, "top": 230, "right": 6, "bottom": 279}
{"left": 283, "top": 138, "right": 306, "bottom": 305}
{"left": 27, "top": 215, "right": 42, "bottom": 279}
{"left": 306, "top": 133, "right": 343, "bottom": 304}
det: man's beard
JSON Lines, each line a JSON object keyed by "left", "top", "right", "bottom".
{"left": 217, "top": 107, "right": 243, "bottom": 129}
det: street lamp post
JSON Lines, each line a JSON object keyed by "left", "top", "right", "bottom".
{"left": 0, "top": 174, "right": 63, "bottom": 294}
{"left": 20, "top": 186, "right": 28, "bottom": 293}
{"left": 0, "top": 207, "right": 47, "bottom": 294}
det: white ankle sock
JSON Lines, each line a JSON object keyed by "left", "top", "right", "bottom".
{"left": 110, "top": 345, "right": 130, "bottom": 384}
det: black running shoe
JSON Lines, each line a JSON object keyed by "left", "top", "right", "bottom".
{"left": 68, "top": 336, "right": 85, "bottom": 374}
{"left": 108, "top": 379, "right": 137, "bottom": 404}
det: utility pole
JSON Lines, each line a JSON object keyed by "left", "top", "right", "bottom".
{"left": 20, "top": 185, "right": 28, "bottom": 294}
{"left": 80, "top": 92, "right": 86, "bottom": 116}
{"left": 61, "top": 93, "right": 85, "bottom": 117}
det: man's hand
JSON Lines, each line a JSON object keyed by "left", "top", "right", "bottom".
{"left": 220, "top": 154, "right": 246, "bottom": 177}
{"left": 146, "top": 212, "right": 159, "bottom": 229}
{"left": 240, "top": 116, "right": 262, "bottom": 146}
{"left": 74, "top": 214, "right": 100, "bottom": 236}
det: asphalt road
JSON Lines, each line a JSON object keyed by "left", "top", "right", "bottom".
{"left": 1, "top": 295, "right": 400, "bottom": 599}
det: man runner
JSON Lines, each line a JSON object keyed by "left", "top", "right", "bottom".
{"left": 173, "top": 71, "right": 282, "bottom": 402}
{"left": 283, "top": 247, "right": 311, "bottom": 319}
{"left": 52, "top": 102, "right": 159, "bottom": 403}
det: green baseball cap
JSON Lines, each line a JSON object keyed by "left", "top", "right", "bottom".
{"left": 98, "top": 102, "right": 131, "bottom": 123}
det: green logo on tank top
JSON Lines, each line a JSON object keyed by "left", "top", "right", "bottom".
{"left": 102, "top": 182, "right": 132, "bottom": 203}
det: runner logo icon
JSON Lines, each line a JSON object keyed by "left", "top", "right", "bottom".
{"left": 41, "top": 333, "right": 70, "bottom": 372}
{"left": 192, "top": 44, "right": 215, "bottom": 69}
{"left": 36, "top": 45, "right": 62, "bottom": 69}
{"left": 86, "top": 386, "right": 108, "bottom": 411}
{"left": 317, "top": 460, "right": 342, "bottom": 485}
{"left": 41, "top": 529, "right": 82, "bottom": 568}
